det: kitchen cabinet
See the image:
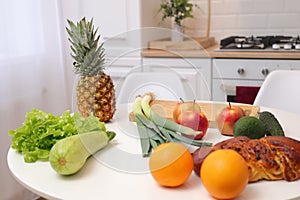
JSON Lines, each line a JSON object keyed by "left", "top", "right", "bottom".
{"left": 141, "top": 47, "right": 300, "bottom": 103}
{"left": 212, "top": 58, "right": 300, "bottom": 102}
{"left": 79, "top": 0, "right": 165, "bottom": 57}
{"left": 142, "top": 58, "right": 212, "bottom": 101}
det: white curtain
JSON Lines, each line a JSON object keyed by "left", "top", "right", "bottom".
{"left": 0, "top": 0, "right": 74, "bottom": 199}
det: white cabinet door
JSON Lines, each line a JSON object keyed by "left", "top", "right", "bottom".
{"left": 142, "top": 58, "right": 212, "bottom": 101}
{"left": 78, "top": 0, "right": 141, "bottom": 57}
{"left": 77, "top": 0, "right": 164, "bottom": 58}
{"left": 79, "top": 0, "right": 133, "bottom": 39}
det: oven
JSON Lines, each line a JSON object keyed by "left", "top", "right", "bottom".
{"left": 212, "top": 58, "right": 298, "bottom": 104}
{"left": 212, "top": 35, "right": 300, "bottom": 104}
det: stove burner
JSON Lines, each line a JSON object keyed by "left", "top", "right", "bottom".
{"left": 220, "top": 35, "right": 300, "bottom": 51}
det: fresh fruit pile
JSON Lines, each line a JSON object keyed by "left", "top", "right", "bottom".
{"left": 145, "top": 100, "right": 287, "bottom": 199}
{"left": 148, "top": 143, "right": 249, "bottom": 199}
{"left": 132, "top": 93, "right": 212, "bottom": 157}
{"left": 215, "top": 102, "right": 285, "bottom": 139}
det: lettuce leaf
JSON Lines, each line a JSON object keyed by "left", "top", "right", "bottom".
{"left": 8, "top": 108, "right": 106, "bottom": 163}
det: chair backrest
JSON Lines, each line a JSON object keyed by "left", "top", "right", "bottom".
{"left": 253, "top": 70, "right": 300, "bottom": 114}
{"left": 117, "top": 72, "right": 187, "bottom": 103}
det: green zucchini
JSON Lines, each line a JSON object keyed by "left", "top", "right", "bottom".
{"left": 259, "top": 111, "right": 285, "bottom": 136}
{"left": 49, "top": 130, "right": 115, "bottom": 175}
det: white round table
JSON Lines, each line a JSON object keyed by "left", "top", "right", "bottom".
{"left": 7, "top": 103, "right": 300, "bottom": 200}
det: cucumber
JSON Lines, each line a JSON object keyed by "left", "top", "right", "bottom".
{"left": 258, "top": 111, "right": 285, "bottom": 136}
{"left": 49, "top": 130, "right": 115, "bottom": 175}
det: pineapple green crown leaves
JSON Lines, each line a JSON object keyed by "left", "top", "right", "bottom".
{"left": 66, "top": 17, "right": 106, "bottom": 76}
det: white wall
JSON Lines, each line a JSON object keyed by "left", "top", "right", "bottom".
{"left": 1, "top": 1, "right": 70, "bottom": 199}
{"left": 182, "top": 0, "right": 300, "bottom": 41}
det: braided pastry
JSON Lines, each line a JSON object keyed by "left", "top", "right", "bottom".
{"left": 211, "top": 136, "right": 300, "bottom": 182}
{"left": 193, "top": 136, "right": 300, "bottom": 182}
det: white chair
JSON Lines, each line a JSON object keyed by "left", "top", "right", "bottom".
{"left": 117, "top": 72, "right": 187, "bottom": 103}
{"left": 253, "top": 70, "right": 300, "bottom": 114}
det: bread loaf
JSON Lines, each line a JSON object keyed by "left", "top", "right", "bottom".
{"left": 211, "top": 136, "right": 300, "bottom": 182}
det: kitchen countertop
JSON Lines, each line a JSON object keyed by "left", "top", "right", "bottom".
{"left": 141, "top": 44, "right": 300, "bottom": 59}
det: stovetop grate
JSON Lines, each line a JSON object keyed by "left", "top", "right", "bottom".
{"left": 219, "top": 35, "right": 300, "bottom": 51}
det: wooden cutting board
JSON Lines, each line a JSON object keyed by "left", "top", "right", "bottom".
{"left": 129, "top": 100, "right": 260, "bottom": 128}
{"left": 148, "top": 37, "right": 215, "bottom": 50}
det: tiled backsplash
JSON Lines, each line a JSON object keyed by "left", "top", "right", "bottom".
{"left": 183, "top": 0, "right": 300, "bottom": 41}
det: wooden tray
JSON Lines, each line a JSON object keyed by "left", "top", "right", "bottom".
{"left": 129, "top": 100, "right": 260, "bottom": 128}
{"left": 148, "top": 37, "right": 215, "bottom": 50}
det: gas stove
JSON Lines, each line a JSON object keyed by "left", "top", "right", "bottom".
{"left": 218, "top": 35, "right": 300, "bottom": 51}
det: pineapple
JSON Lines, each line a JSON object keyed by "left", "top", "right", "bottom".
{"left": 66, "top": 18, "right": 116, "bottom": 122}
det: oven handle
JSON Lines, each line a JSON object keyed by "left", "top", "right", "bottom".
{"left": 220, "top": 84, "right": 236, "bottom": 95}
{"left": 221, "top": 84, "right": 262, "bottom": 95}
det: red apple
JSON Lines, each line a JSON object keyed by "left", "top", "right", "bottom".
{"left": 177, "top": 110, "right": 209, "bottom": 140}
{"left": 173, "top": 100, "right": 201, "bottom": 122}
{"left": 216, "top": 103, "right": 245, "bottom": 136}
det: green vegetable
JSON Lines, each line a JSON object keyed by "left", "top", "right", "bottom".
{"left": 133, "top": 96, "right": 163, "bottom": 157}
{"left": 259, "top": 111, "right": 285, "bottom": 136}
{"left": 49, "top": 130, "right": 115, "bottom": 175}
{"left": 140, "top": 93, "right": 202, "bottom": 137}
{"left": 132, "top": 93, "right": 212, "bottom": 157}
{"left": 8, "top": 108, "right": 107, "bottom": 163}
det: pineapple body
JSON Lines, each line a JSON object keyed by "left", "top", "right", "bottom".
{"left": 77, "top": 73, "right": 116, "bottom": 122}
{"left": 67, "top": 17, "right": 116, "bottom": 122}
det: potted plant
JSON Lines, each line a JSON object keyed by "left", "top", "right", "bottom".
{"left": 159, "top": 0, "right": 197, "bottom": 41}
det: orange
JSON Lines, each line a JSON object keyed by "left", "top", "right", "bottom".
{"left": 200, "top": 149, "right": 249, "bottom": 199}
{"left": 149, "top": 142, "right": 194, "bottom": 187}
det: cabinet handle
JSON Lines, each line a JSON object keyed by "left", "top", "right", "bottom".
{"left": 261, "top": 68, "right": 269, "bottom": 76}
{"left": 103, "top": 36, "right": 126, "bottom": 41}
{"left": 237, "top": 68, "right": 245, "bottom": 75}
